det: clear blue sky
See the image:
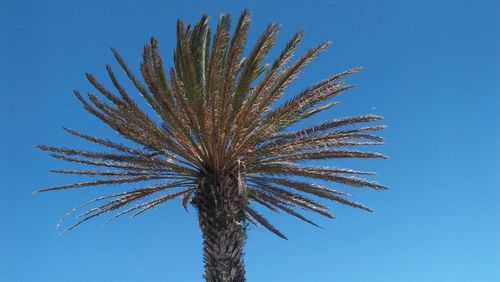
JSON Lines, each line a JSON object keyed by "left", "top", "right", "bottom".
{"left": 1, "top": 0, "right": 499, "bottom": 281}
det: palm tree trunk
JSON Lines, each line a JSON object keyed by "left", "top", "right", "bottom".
{"left": 195, "top": 171, "right": 246, "bottom": 282}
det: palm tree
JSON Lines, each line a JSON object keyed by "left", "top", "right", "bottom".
{"left": 37, "top": 10, "right": 386, "bottom": 282}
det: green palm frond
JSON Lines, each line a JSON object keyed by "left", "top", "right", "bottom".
{"left": 38, "top": 10, "right": 385, "bottom": 238}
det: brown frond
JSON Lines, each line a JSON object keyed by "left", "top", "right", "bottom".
{"left": 250, "top": 163, "right": 386, "bottom": 190}
{"left": 248, "top": 188, "right": 321, "bottom": 228}
{"left": 247, "top": 181, "right": 334, "bottom": 218}
{"left": 35, "top": 175, "right": 162, "bottom": 193}
{"left": 244, "top": 206, "right": 287, "bottom": 240}
{"left": 58, "top": 182, "right": 190, "bottom": 232}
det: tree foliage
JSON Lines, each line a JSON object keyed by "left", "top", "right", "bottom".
{"left": 38, "top": 10, "right": 386, "bottom": 239}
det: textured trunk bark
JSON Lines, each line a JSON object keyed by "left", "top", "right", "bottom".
{"left": 194, "top": 170, "right": 246, "bottom": 282}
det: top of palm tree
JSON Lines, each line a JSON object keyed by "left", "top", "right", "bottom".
{"left": 37, "top": 10, "right": 386, "bottom": 238}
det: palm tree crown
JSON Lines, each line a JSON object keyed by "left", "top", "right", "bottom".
{"left": 38, "top": 10, "right": 386, "bottom": 281}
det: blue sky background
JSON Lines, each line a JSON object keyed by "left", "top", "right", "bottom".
{"left": 1, "top": 0, "right": 499, "bottom": 281}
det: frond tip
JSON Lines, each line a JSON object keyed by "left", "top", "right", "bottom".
{"left": 37, "top": 11, "right": 386, "bottom": 238}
